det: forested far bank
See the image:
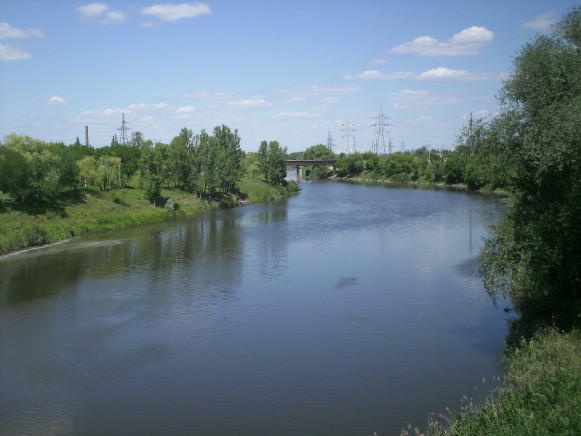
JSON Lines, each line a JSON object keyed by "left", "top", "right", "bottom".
{"left": 299, "top": 133, "right": 509, "bottom": 192}
{"left": 0, "top": 127, "right": 299, "bottom": 255}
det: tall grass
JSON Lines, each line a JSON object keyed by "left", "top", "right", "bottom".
{"left": 420, "top": 328, "right": 581, "bottom": 436}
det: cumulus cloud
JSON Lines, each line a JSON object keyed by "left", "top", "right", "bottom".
{"left": 344, "top": 67, "right": 502, "bottom": 82}
{"left": 75, "top": 3, "right": 126, "bottom": 24}
{"left": 522, "top": 11, "right": 556, "bottom": 30}
{"left": 0, "top": 43, "right": 30, "bottom": 60}
{"left": 175, "top": 105, "right": 196, "bottom": 113}
{"left": 344, "top": 70, "right": 414, "bottom": 80}
{"left": 390, "top": 26, "right": 494, "bottom": 56}
{"left": 103, "top": 11, "right": 127, "bottom": 24}
{"left": 388, "top": 89, "right": 462, "bottom": 109}
{"left": 75, "top": 3, "right": 109, "bottom": 20}
{"left": 416, "top": 67, "right": 503, "bottom": 81}
{"left": 274, "top": 111, "right": 313, "bottom": 118}
{"left": 128, "top": 102, "right": 169, "bottom": 110}
{"left": 0, "top": 22, "right": 45, "bottom": 61}
{"left": 182, "top": 90, "right": 234, "bottom": 99}
{"left": 39, "top": 96, "right": 70, "bottom": 107}
{"left": 0, "top": 22, "right": 45, "bottom": 39}
{"left": 227, "top": 96, "right": 273, "bottom": 108}
{"left": 78, "top": 108, "right": 128, "bottom": 118}
{"left": 273, "top": 84, "right": 361, "bottom": 102}
{"left": 141, "top": 2, "right": 211, "bottom": 23}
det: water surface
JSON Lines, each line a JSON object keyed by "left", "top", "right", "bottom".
{"left": 0, "top": 181, "right": 509, "bottom": 435}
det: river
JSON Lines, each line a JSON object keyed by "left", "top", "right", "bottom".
{"left": 0, "top": 180, "right": 509, "bottom": 435}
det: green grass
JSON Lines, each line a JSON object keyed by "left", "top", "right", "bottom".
{"left": 237, "top": 177, "right": 299, "bottom": 202}
{"left": 0, "top": 176, "right": 294, "bottom": 255}
{"left": 421, "top": 328, "right": 581, "bottom": 436}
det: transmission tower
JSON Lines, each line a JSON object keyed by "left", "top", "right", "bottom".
{"left": 341, "top": 114, "right": 356, "bottom": 154}
{"left": 116, "top": 113, "right": 131, "bottom": 145}
{"left": 371, "top": 106, "right": 391, "bottom": 154}
{"left": 327, "top": 131, "right": 335, "bottom": 152}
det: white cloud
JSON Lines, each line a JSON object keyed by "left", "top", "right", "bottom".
{"left": 0, "top": 23, "right": 45, "bottom": 40}
{"left": 77, "top": 108, "right": 129, "bottom": 119}
{"left": 75, "top": 3, "right": 109, "bottom": 20}
{"left": 39, "top": 96, "right": 70, "bottom": 107}
{"left": 75, "top": 3, "right": 126, "bottom": 24}
{"left": 0, "top": 23, "right": 45, "bottom": 60}
{"left": 418, "top": 115, "right": 434, "bottom": 122}
{"left": 344, "top": 67, "right": 502, "bottom": 82}
{"left": 522, "top": 11, "right": 556, "bottom": 30}
{"left": 319, "top": 96, "right": 340, "bottom": 105}
{"left": 344, "top": 70, "right": 414, "bottom": 80}
{"left": 103, "top": 11, "right": 127, "bottom": 24}
{"left": 128, "top": 102, "right": 169, "bottom": 110}
{"left": 416, "top": 67, "right": 502, "bottom": 81}
{"left": 175, "top": 106, "right": 196, "bottom": 113}
{"left": 0, "top": 43, "right": 30, "bottom": 60}
{"left": 371, "top": 59, "right": 387, "bottom": 65}
{"left": 182, "top": 90, "right": 235, "bottom": 100}
{"left": 274, "top": 112, "right": 313, "bottom": 118}
{"left": 273, "top": 84, "right": 361, "bottom": 102}
{"left": 391, "top": 26, "right": 494, "bottom": 56}
{"left": 141, "top": 2, "right": 211, "bottom": 23}
{"left": 388, "top": 89, "right": 462, "bottom": 109}
{"left": 287, "top": 96, "right": 307, "bottom": 103}
{"left": 227, "top": 96, "right": 273, "bottom": 108}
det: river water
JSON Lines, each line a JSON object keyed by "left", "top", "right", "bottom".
{"left": 0, "top": 181, "right": 509, "bottom": 435}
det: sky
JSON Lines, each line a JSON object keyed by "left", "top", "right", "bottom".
{"left": 0, "top": 0, "right": 577, "bottom": 153}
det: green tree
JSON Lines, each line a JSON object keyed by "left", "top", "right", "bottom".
{"left": 213, "top": 125, "right": 245, "bottom": 193}
{"left": 258, "top": 140, "right": 287, "bottom": 185}
{"left": 477, "top": 7, "right": 581, "bottom": 327}
{"left": 304, "top": 144, "right": 335, "bottom": 160}
{"left": 138, "top": 145, "right": 164, "bottom": 203}
{"left": 95, "top": 156, "right": 122, "bottom": 191}
{"left": 0, "top": 146, "right": 30, "bottom": 200}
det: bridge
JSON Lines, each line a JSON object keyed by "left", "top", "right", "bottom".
{"left": 286, "top": 159, "right": 337, "bottom": 180}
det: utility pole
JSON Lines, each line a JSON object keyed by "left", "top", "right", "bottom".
{"left": 116, "top": 113, "right": 131, "bottom": 145}
{"left": 371, "top": 106, "right": 390, "bottom": 155}
{"left": 341, "top": 114, "right": 356, "bottom": 154}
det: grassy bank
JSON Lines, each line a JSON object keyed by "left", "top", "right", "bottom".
{"left": 0, "top": 177, "right": 299, "bottom": 255}
{"left": 418, "top": 327, "right": 580, "bottom": 436}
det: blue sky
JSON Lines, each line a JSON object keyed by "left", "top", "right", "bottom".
{"left": 0, "top": 0, "right": 577, "bottom": 153}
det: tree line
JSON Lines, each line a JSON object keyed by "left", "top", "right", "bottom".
{"left": 296, "top": 138, "right": 505, "bottom": 189}
{"left": 0, "top": 125, "right": 291, "bottom": 205}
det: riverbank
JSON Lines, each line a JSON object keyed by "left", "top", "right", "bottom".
{"left": 322, "top": 172, "right": 509, "bottom": 196}
{"left": 0, "top": 176, "right": 299, "bottom": 255}
{"left": 420, "top": 327, "right": 581, "bottom": 436}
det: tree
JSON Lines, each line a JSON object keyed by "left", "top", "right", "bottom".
{"left": 477, "top": 7, "right": 581, "bottom": 327}
{"left": 258, "top": 140, "right": 287, "bottom": 185}
{"left": 213, "top": 125, "right": 245, "bottom": 193}
{"left": 304, "top": 144, "right": 335, "bottom": 160}
{"left": 0, "top": 146, "right": 30, "bottom": 200}
{"left": 138, "top": 145, "right": 164, "bottom": 202}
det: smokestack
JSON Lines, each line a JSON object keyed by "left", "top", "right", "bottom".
{"left": 85, "top": 126, "right": 89, "bottom": 146}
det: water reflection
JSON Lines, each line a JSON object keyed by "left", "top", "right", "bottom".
{"left": 0, "top": 182, "right": 509, "bottom": 436}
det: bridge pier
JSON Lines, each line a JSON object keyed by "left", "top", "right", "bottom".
{"left": 295, "top": 165, "right": 303, "bottom": 181}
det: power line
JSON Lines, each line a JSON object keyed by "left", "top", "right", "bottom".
{"left": 340, "top": 114, "right": 356, "bottom": 154}
{"left": 116, "top": 113, "right": 131, "bottom": 145}
{"left": 327, "top": 130, "right": 335, "bottom": 152}
{"left": 371, "top": 106, "right": 391, "bottom": 154}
